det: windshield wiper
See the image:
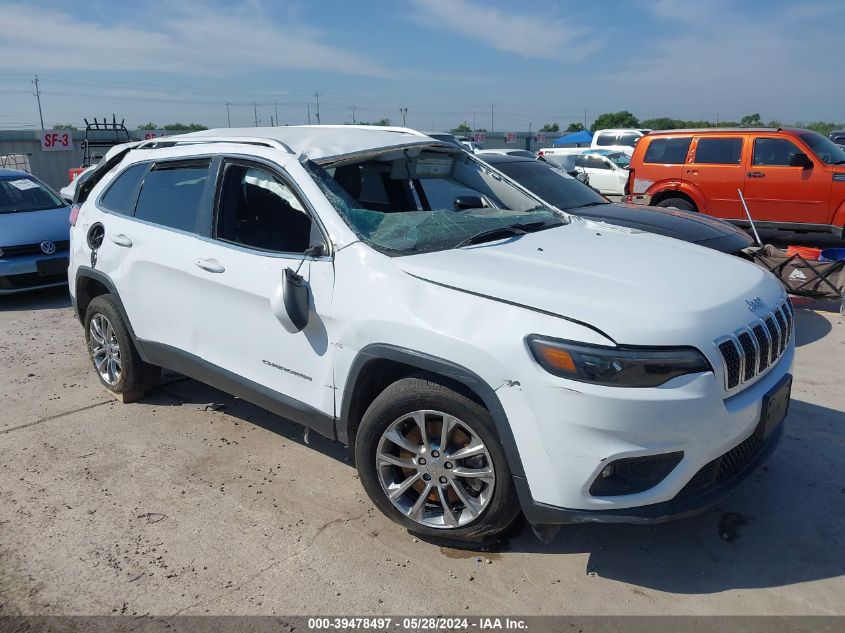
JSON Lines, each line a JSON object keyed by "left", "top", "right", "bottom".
{"left": 457, "top": 221, "right": 552, "bottom": 248}
{"left": 562, "top": 201, "right": 608, "bottom": 210}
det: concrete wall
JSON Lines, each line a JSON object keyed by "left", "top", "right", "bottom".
{"left": 1, "top": 128, "right": 576, "bottom": 191}
{"left": 0, "top": 129, "right": 160, "bottom": 191}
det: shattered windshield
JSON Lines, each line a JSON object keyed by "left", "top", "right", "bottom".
{"left": 303, "top": 147, "right": 565, "bottom": 256}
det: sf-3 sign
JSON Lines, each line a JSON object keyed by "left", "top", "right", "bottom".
{"left": 41, "top": 131, "right": 74, "bottom": 152}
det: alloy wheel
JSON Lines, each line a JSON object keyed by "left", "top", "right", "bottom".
{"left": 376, "top": 409, "right": 495, "bottom": 529}
{"left": 89, "top": 313, "right": 122, "bottom": 386}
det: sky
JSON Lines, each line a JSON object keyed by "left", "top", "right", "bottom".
{"left": 1, "top": 0, "right": 843, "bottom": 132}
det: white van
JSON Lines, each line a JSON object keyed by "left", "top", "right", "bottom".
{"left": 591, "top": 129, "right": 650, "bottom": 155}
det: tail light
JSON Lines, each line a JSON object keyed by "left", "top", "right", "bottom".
{"left": 69, "top": 204, "right": 81, "bottom": 226}
{"left": 624, "top": 168, "right": 634, "bottom": 197}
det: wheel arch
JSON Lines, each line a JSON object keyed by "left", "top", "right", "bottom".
{"left": 338, "top": 343, "right": 525, "bottom": 479}
{"left": 74, "top": 266, "right": 149, "bottom": 363}
{"left": 647, "top": 182, "right": 706, "bottom": 212}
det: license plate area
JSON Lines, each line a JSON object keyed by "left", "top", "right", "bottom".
{"left": 36, "top": 257, "right": 68, "bottom": 276}
{"left": 756, "top": 374, "right": 791, "bottom": 441}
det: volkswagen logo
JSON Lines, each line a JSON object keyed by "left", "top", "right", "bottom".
{"left": 746, "top": 297, "right": 766, "bottom": 314}
{"left": 40, "top": 240, "right": 56, "bottom": 255}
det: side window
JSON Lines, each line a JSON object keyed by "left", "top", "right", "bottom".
{"left": 617, "top": 133, "right": 639, "bottom": 148}
{"left": 99, "top": 163, "right": 148, "bottom": 215}
{"left": 595, "top": 133, "right": 616, "bottom": 147}
{"left": 643, "top": 138, "right": 692, "bottom": 164}
{"left": 693, "top": 138, "right": 743, "bottom": 165}
{"left": 216, "top": 164, "right": 315, "bottom": 254}
{"left": 752, "top": 138, "right": 801, "bottom": 166}
{"left": 134, "top": 161, "right": 210, "bottom": 232}
{"left": 587, "top": 156, "right": 611, "bottom": 170}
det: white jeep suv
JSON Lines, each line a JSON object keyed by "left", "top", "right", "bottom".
{"left": 69, "top": 126, "right": 793, "bottom": 542}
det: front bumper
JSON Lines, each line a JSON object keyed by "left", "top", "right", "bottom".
{"left": 0, "top": 252, "right": 69, "bottom": 294}
{"left": 498, "top": 345, "right": 793, "bottom": 523}
{"left": 517, "top": 415, "right": 784, "bottom": 525}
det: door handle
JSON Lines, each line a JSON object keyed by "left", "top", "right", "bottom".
{"left": 747, "top": 171, "right": 765, "bottom": 178}
{"left": 110, "top": 233, "right": 133, "bottom": 247}
{"left": 195, "top": 258, "right": 225, "bottom": 273}
{"left": 686, "top": 169, "right": 699, "bottom": 175}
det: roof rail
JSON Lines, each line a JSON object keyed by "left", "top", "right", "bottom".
{"left": 136, "top": 136, "right": 294, "bottom": 154}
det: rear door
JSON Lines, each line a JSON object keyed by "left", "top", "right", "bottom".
{"left": 93, "top": 158, "right": 214, "bottom": 357}
{"left": 743, "top": 136, "right": 831, "bottom": 224}
{"left": 684, "top": 136, "right": 746, "bottom": 219}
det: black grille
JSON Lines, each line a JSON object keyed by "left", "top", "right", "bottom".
{"left": 765, "top": 317, "right": 780, "bottom": 357}
{"left": 0, "top": 240, "right": 70, "bottom": 257}
{"left": 752, "top": 324, "right": 770, "bottom": 371}
{"left": 718, "top": 340, "right": 741, "bottom": 389}
{"left": 715, "top": 300, "right": 791, "bottom": 391}
{"left": 774, "top": 309, "right": 788, "bottom": 351}
{"left": 0, "top": 272, "right": 66, "bottom": 290}
{"left": 678, "top": 431, "right": 765, "bottom": 498}
{"left": 737, "top": 332, "right": 756, "bottom": 381}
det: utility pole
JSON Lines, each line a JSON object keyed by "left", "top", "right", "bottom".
{"left": 315, "top": 93, "right": 321, "bottom": 125}
{"left": 472, "top": 112, "right": 476, "bottom": 131}
{"left": 253, "top": 102, "right": 259, "bottom": 127}
{"left": 351, "top": 105, "right": 357, "bottom": 124}
{"left": 307, "top": 104, "right": 311, "bottom": 125}
{"left": 584, "top": 108, "right": 587, "bottom": 130}
{"left": 274, "top": 101, "right": 279, "bottom": 127}
{"left": 491, "top": 104, "right": 494, "bottom": 133}
{"left": 225, "top": 102, "right": 231, "bottom": 127}
{"left": 399, "top": 107, "right": 408, "bottom": 127}
{"left": 32, "top": 75, "right": 44, "bottom": 130}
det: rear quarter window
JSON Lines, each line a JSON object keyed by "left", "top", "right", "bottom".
{"left": 643, "top": 138, "right": 692, "bottom": 164}
{"left": 99, "top": 163, "right": 149, "bottom": 215}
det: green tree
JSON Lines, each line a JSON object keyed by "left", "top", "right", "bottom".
{"left": 138, "top": 122, "right": 157, "bottom": 130}
{"left": 803, "top": 121, "right": 839, "bottom": 136}
{"left": 640, "top": 117, "right": 679, "bottom": 130}
{"left": 590, "top": 111, "right": 639, "bottom": 132}
{"left": 162, "top": 123, "right": 208, "bottom": 131}
{"left": 539, "top": 122, "right": 560, "bottom": 133}
{"left": 359, "top": 118, "right": 392, "bottom": 126}
{"left": 52, "top": 123, "right": 77, "bottom": 130}
{"left": 740, "top": 113, "right": 763, "bottom": 127}
{"left": 451, "top": 122, "right": 473, "bottom": 135}
{"left": 565, "top": 122, "right": 585, "bottom": 133}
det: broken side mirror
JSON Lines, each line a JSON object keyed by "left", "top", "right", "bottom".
{"left": 270, "top": 268, "right": 311, "bottom": 333}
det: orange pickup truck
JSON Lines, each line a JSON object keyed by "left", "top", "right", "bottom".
{"left": 626, "top": 128, "right": 845, "bottom": 237}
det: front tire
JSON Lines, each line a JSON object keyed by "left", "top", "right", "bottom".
{"left": 84, "top": 295, "right": 161, "bottom": 394}
{"left": 355, "top": 375, "right": 520, "bottom": 541}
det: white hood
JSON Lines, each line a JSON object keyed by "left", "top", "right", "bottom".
{"left": 396, "top": 221, "right": 784, "bottom": 346}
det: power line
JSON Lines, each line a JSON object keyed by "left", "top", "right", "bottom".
{"left": 32, "top": 75, "right": 44, "bottom": 130}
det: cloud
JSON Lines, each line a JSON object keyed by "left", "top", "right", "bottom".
{"left": 594, "top": 0, "right": 845, "bottom": 120}
{"left": 0, "top": 2, "right": 394, "bottom": 78}
{"left": 410, "top": 0, "right": 603, "bottom": 62}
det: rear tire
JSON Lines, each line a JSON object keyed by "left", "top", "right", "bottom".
{"left": 355, "top": 375, "right": 520, "bottom": 542}
{"left": 655, "top": 196, "right": 695, "bottom": 212}
{"left": 84, "top": 295, "right": 161, "bottom": 395}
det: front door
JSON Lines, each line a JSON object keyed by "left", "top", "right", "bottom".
{"left": 191, "top": 156, "right": 336, "bottom": 424}
{"left": 743, "top": 136, "right": 831, "bottom": 224}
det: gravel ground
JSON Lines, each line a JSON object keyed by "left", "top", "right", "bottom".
{"left": 1, "top": 285, "right": 843, "bottom": 617}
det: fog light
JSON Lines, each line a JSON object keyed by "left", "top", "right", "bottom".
{"left": 589, "top": 452, "right": 683, "bottom": 496}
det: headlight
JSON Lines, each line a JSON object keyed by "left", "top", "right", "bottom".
{"left": 526, "top": 335, "right": 712, "bottom": 387}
